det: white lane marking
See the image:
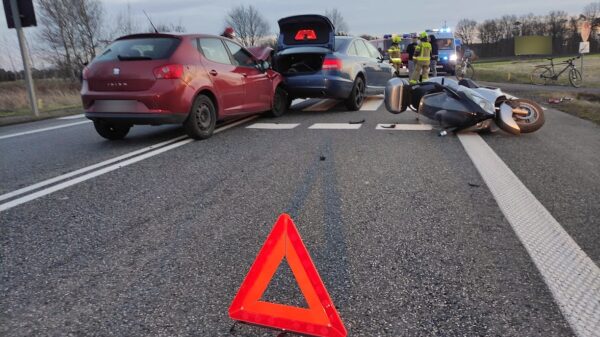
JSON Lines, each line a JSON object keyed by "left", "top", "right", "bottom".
{"left": 303, "top": 99, "right": 340, "bottom": 112}
{"left": 360, "top": 96, "right": 384, "bottom": 111}
{"left": 0, "top": 120, "right": 91, "bottom": 140}
{"left": 0, "top": 135, "right": 188, "bottom": 202}
{"left": 291, "top": 98, "right": 308, "bottom": 106}
{"left": 458, "top": 133, "right": 600, "bottom": 337}
{"left": 308, "top": 123, "right": 362, "bottom": 130}
{"left": 246, "top": 123, "right": 300, "bottom": 129}
{"left": 0, "top": 116, "right": 257, "bottom": 212}
{"left": 376, "top": 124, "right": 433, "bottom": 131}
{"left": 58, "top": 114, "right": 85, "bottom": 120}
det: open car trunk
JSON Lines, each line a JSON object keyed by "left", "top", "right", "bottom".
{"left": 274, "top": 50, "right": 327, "bottom": 75}
{"left": 277, "top": 15, "right": 335, "bottom": 51}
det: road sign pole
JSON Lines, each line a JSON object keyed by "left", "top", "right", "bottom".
{"left": 9, "top": 0, "right": 39, "bottom": 117}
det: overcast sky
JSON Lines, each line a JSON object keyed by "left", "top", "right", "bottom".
{"left": 0, "top": 0, "right": 595, "bottom": 69}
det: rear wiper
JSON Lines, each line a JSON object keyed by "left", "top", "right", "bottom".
{"left": 117, "top": 55, "right": 153, "bottom": 61}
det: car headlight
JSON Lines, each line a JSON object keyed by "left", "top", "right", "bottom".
{"left": 450, "top": 54, "right": 457, "bottom": 61}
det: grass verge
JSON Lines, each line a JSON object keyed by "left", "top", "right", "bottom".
{"left": 0, "top": 79, "right": 83, "bottom": 125}
{"left": 473, "top": 54, "right": 600, "bottom": 88}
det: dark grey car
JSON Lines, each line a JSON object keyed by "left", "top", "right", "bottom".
{"left": 274, "top": 15, "right": 394, "bottom": 110}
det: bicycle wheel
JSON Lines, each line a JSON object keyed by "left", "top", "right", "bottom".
{"left": 464, "top": 64, "right": 475, "bottom": 79}
{"left": 530, "top": 66, "right": 551, "bottom": 85}
{"left": 568, "top": 68, "right": 582, "bottom": 88}
{"left": 455, "top": 62, "right": 466, "bottom": 80}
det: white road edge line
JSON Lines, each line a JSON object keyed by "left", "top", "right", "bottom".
{"left": 0, "top": 120, "right": 92, "bottom": 140}
{"left": 0, "top": 115, "right": 257, "bottom": 212}
{"left": 376, "top": 124, "right": 433, "bottom": 131}
{"left": 458, "top": 132, "right": 600, "bottom": 337}
{"left": 246, "top": 123, "right": 300, "bottom": 129}
{"left": 308, "top": 123, "right": 362, "bottom": 130}
{"left": 0, "top": 135, "right": 189, "bottom": 202}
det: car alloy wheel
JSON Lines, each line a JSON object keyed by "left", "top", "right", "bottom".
{"left": 355, "top": 79, "right": 365, "bottom": 107}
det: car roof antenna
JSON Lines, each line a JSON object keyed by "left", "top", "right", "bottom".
{"left": 143, "top": 10, "right": 159, "bottom": 33}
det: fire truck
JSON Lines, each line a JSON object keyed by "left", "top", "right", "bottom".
{"left": 426, "top": 28, "right": 461, "bottom": 75}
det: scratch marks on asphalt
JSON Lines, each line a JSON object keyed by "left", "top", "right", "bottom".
{"left": 284, "top": 139, "right": 350, "bottom": 306}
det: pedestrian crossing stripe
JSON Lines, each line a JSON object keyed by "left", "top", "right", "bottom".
{"left": 308, "top": 123, "right": 362, "bottom": 130}
{"left": 302, "top": 99, "right": 340, "bottom": 112}
{"left": 246, "top": 123, "right": 300, "bottom": 129}
{"left": 290, "top": 96, "right": 385, "bottom": 113}
{"left": 359, "top": 96, "right": 384, "bottom": 111}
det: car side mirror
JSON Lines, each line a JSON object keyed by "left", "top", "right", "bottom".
{"left": 261, "top": 61, "right": 271, "bottom": 71}
{"left": 256, "top": 60, "right": 270, "bottom": 72}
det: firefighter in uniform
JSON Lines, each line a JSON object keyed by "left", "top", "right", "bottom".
{"left": 410, "top": 32, "right": 432, "bottom": 84}
{"left": 387, "top": 35, "right": 403, "bottom": 76}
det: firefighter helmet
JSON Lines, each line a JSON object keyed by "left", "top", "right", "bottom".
{"left": 391, "top": 35, "right": 401, "bottom": 44}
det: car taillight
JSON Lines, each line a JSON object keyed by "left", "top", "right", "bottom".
{"left": 82, "top": 66, "right": 89, "bottom": 80}
{"left": 322, "top": 58, "right": 342, "bottom": 71}
{"left": 153, "top": 64, "right": 184, "bottom": 79}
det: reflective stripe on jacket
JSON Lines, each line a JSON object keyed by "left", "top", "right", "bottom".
{"left": 414, "top": 42, "right": 432, "bottom": 62}
{"left": 388, "top": 45, "right": 402, "bottom": 63}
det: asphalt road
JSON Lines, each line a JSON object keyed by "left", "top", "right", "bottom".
{"left": 1, "top": 93, "right": 598, "bottom": 336}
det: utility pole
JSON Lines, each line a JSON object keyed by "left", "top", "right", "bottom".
{"left": 8, "top": 0, "right": 39, "bottom": 117}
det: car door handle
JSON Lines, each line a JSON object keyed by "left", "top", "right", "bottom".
{"left": 209, "top": 70, "right": 218, "bottom": 76}
{"left": 241, "top": 73, "right": 248, "bottom": 77}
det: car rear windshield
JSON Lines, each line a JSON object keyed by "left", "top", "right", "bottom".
{"left": 93, "top": 37, "right": 180, "bottom": 63}
{"left": 334, "top": 37, "right": 351, "bottom": 52}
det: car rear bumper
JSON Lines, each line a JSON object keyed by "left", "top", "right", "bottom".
{"left": 283, "top": 74, "right": 353, "bottom": 99}
{"left": 80, "top": 79, "right": 192, "bottom": 125}
{"left": 85, "top": 112, "right": 187, "bottom": 125}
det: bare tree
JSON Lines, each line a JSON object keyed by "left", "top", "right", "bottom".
{"left": 324, "top": 8, "right": 349, "bottom": 34}
{"left": 148, "top": 21, "right": 187, "bottom": 33}
{"left": 112, "top": 2, "right": 141, "bottom": 38}
{"left": 455, "top": 19, "right": 478, "bottom": 45}
{"left": 37, "top": 0, "right": 104, "bottom": 79}
{"left": 583, "top": 1, "right": 600, "bottom": 21}
{"left": 225, "top": 5, "right": 270, "bottom": 47}
{"left": 478, "top": 20, "right": 501, "bottom": 44}
{"left": 547, "top": 10, "right": 568, "bottom": 53}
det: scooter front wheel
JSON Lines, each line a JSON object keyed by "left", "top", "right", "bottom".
{"left": 510, "top": 99, "right": 545, "bottom": 133}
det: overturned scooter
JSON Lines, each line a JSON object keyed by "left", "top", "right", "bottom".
{"left": 384, "top": 77, "right": 545, "bottom": 136}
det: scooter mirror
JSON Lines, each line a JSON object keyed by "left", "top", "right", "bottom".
{"left": 384, "top": 78, "right": 410, "bottom": 114}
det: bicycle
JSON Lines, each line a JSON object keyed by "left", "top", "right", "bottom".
{"left": 530, "top": 56, "right": 582, "bottom": 88}
{"left": 455, "top": 55, "right": 475, "bottom": 80}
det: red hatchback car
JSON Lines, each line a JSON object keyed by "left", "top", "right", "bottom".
{"left": 81, "top": 33, "right": 287, "bottom": 140}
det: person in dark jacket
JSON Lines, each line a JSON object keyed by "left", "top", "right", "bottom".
{"left": 406, "top": 35, "right": 419, "bottom": 79}
{"left": 429, "top": 34, "right": 439, "bottom": 77}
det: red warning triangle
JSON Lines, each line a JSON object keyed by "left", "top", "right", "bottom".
{"left": 229, "top": 213, "right": 347, "bottom": 337}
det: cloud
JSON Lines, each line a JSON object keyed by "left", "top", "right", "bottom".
{"left": 0, "top": 0, "right": 594, "bottom": 69}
